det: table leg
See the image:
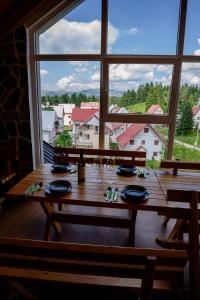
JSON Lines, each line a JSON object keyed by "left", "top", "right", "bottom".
{"left": 167, "top": 219, "right": 184, "bottom": 240}
{"left": 128, "top": 209, "right": 137, "bottom": 246}
{"left": 39, "top": 201, "right": 62, "bottom": 241}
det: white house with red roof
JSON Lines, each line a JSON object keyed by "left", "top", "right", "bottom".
{"left": 192, "top": 106, "right": 200, "bottom": 128}
{"left": 71, "top": 108, "right": 111, "bottom": 148}
{"left": 116, "top": 124, "right": 165, "bottom": 160}
{"left": 80, "top": 102, "right": 99, "bottom": 109}
{"left": 146, "top": 104, "right": 164, "bottom": 115}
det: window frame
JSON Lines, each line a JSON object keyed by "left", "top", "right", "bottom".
{"left": 27, "top": 0, "right": 200, "bottom": 167}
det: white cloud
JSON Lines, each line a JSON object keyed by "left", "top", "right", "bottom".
{"left": 91, "top": 71, "right": 100, "bottom": 81}
{"left": 109, "top": 64, "right": 155, "bottom": 82}
{"left": 40, "top": 19, "right": 119, "bottom": 54}
{"left": 181, "top": 63, "right": 200, "bottom": 85}
{"left": 182, "top": 62, "right": 200, "bottom": 72}
{"left": 47, "top": 73, "right": 100, "bottom": 92}
{"left": 40, "top": 69, "right": 49, "bottom": 76}
{"left": 55, "top": 75, "right": 75, "bottom": 90}
{"left": 124, "top": 27, "right": 142, "bottom": 35}
{"left": 194, "top": 49, "right": 200, "bottom": 55}
{"left": 75, "top": 66, "right": 87, "bottom": 73}
{"left": 157, "top": 65, "right": 172, "bottom": 73}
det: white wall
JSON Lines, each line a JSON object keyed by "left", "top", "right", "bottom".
{"left": 119, "top": 127, "right": 164, "bottom": 160}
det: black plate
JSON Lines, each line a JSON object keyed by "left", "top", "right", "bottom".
{"left": 51, "top": 163, "right": 71, "bottom": 173}
{"left": 117, "top": 165, "right": 137, "bottom": 176}
{"left": 45, "top": 180, "right": 72, "bottom": 196}
{"left": 121, "top": 185, "right": 149, "bottom": 202}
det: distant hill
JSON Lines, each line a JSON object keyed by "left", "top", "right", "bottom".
{"left": 41, "top": 89, "right": 124, "bottom": 97}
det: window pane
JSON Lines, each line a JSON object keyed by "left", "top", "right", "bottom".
{"left": 108, "top": 64, "right": 173, "bottom": 114}
{"left": 39, "top": 0, "right": 101, "bottom": 54}
{"left": 108, "top": 0, "right": 179, "bottom": 54}
{"left": 184, "top": 0, "right": 200, "bottom": 55}
{"left": 173, "top": 62, "right": 200, "bottom": 161}
{"left": 39, "top": 61, "right": 100, "bottom": 149}
{"left": 105, "top": 122, "right": 168, "bottom": 168}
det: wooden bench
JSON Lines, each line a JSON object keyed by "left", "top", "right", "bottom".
{"left": 156, "top": 189, "right": 200, "bottom": 300}
{"left": 0, "top": 237, "right": 187, "bottom": 300}
{"left": 54, "top": 147, "right": 146, "bottom": 167}
{"left": 160, "top": 160, "right": 200, "bottom": 176}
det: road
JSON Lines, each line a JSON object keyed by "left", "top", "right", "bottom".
{"left": 174, "top": 139, "right": 200, "bottom": 151}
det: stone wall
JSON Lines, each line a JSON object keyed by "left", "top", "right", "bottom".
{"left": 0, "top": 24, "right": 33, "bottom": 177}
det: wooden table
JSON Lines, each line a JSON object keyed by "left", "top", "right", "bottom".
{"left": 6, "top": 164, "right": 168, "bottom": 242}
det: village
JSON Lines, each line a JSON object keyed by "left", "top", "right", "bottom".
{"left": 42, "top": 102, "right": 169, "bottom": 161}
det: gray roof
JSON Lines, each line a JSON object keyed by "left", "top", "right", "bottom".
{"left": 42, "top": 111, "right": 57, "bottom": 131}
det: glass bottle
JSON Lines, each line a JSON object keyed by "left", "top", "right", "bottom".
{"left": 78, "top": 149, "right": 85, "bottom": 183}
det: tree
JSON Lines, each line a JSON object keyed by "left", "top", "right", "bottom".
{"left": 55, "top": 130, "right": 72, "bottom": 147}
{"left": 176, "top": 102, "right": 193, "bottom": 135}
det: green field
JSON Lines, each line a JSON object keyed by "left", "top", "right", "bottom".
{"left": 175, "top": 129, "right": 200, "bottom": 147}
{"left": 173, "top": 143, "right": 200, "bottom": 161}
{"left": 127, "top": 103, "right": 146, "bottom": 113}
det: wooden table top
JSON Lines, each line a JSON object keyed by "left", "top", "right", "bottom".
{"left": 6, "top": 164, "right": 200, "bottom": 212}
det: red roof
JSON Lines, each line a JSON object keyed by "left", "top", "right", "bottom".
{"left": 147, "top": 104, "right": 163, "bottom": 114}
{"left": 117, "top": 123, "right": 165, "bottom": 147}
{"left": 71, "top": 108, "right": 99, "bottom": 122}
{"left": 117, "top": 124, "right": 146, "bottom": 147}
{"left": 192, "top": 106, "right": 200, "bottom": 116}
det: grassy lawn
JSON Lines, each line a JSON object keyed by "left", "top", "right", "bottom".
{"left": 175, "top": 129, "right": 200, "bottom": 147}
{"left": 173, "top": 143, "right": 200, "bottom": 161}
{"left": 127, "top": 102, "right": 146, "bottom": 113}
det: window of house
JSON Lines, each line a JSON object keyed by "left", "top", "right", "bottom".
{"left": 153, "top": 152, "right": 158, "bottom": 157}
{"left": 95, "top": 126, "right": 99, "bottom": 133}
{"left": 28, "top": 0, "right": 200, "bottom": 167}
{"left": 141, "top": 140, "right": 145, "bottom": 145}
{"left": 84, "top": 134, "right": 90, "bottom": 140}
{"left": 130, "top": 140, "right": 134, "bottom": 145}
{"left": 154, "top": 140, "right": 159, "bottom": 145}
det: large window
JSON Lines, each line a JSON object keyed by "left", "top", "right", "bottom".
{"left": 28, "top": 0, "right": 200, "bottom": 166}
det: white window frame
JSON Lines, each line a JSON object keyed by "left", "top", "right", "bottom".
{"left": 26, "top": 0, "right": 200, "bottom": 167}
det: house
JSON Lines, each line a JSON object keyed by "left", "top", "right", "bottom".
{"left": 59, "top": 104, "right": 75, "bottom": 127}
{"left": 192, "top": 106, "right": 200, "bottom": 128}
{"left": 52, "top": 105, "right": 64, "bottom": 133}
{"left": 109, "top": 104, "right": 128, "bottom": 114}
{"left": 78, "top": 111, "right": 111, "bottom": 149}
{"left": 108, "top": 122, "right": 127, "bottom": 142}
{"left": 80, "top": 102, "right": 100, "bottom": 109}
{"left": 117, "top": 123, "right": 165, "bottom": 160}
{"left": 71, "top": 108, "right": 102, "bottom": 148}
{"left": 42, "top": 111, "right": 58, "bottom": 145}
{"left": 147, "top": 104, "right": 164, "bottom": 115}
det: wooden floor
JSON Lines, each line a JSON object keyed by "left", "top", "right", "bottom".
{"left": 0, "top": 199, "right": 189, "bottom": 299}
{"left": 0, "top": 198, "right": 175, "bottom": 246}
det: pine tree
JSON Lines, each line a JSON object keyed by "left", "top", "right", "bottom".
{"left": 176, "top": 102, "right": 193, "bottom": 135}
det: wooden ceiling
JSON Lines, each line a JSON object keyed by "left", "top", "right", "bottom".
{"left": 0, "top": 0, "right": 46, "bottom": 38}
{"left": 0, "top": 0, "right": 20, "bottom": 19}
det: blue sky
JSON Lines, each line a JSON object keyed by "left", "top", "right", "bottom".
{"left": 39, "top": 0, "right": 200, "bottom": 93}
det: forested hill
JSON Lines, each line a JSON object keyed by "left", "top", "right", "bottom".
{"left": 41, "top": 83, "right": 200, "bottom": 113}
